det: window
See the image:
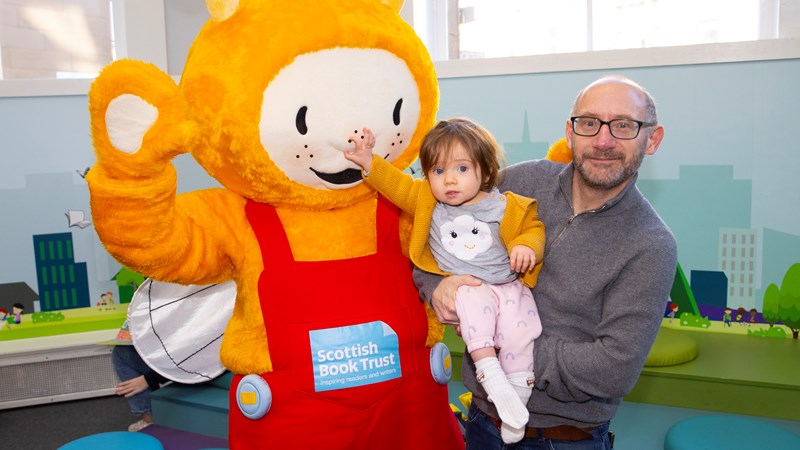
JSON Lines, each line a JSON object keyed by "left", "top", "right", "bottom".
{"left": 2, "top": 0, "right": 797, "bottom": 94}
{"left": 0, "top": 0, "right": 113, "bottom": 80}
{"left": 415, "top": 0, "right": 780, "bottom": 61}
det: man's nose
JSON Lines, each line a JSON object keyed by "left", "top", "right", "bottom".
{"left": 593, "top": 123, "right": 616, "bottom": 148}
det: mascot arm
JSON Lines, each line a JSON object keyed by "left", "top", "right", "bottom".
{"left": 86, "top": 59, "right": 241, "bottom": 283}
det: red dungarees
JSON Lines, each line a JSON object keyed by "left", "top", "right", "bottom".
{"left": 229, "top": 197, "right": 464, "bottom": 449}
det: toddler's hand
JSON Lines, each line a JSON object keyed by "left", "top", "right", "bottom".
{"left": 344, "top": 127, "right": 376, "bottom": 171}
{"left": 509, "top": 245, "right": 536, "bottom": 273}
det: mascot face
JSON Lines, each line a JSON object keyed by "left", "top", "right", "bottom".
{"left": 260, "top": 49, "right": 420, "bottom": 189}
{"left": 182, "top": 0, "right": 438, "bottom": 209}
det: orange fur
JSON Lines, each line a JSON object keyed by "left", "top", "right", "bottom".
{"left": 546, "top": 137, "right": 574, "bottom": 163}
{"left": 87, "top": 0, "right": 441, "bottom": 374}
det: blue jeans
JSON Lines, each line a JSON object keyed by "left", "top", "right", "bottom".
{"left": 465, "top": 402, "right": 613, "bottom": 450}
{"left": 112, "top": 345, "right": 154, "bottom": 415}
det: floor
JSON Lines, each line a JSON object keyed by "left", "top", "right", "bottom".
{"left": 609, "top": 401, "right": 800, "bottom": 449}
{"left": 449, "top": 380, "right": 800, "bottom": 449}
{"left": 2, "top": 386, "right": 798, "bottom": 449}
{"left": 3, "top": 325, "right": 799, "bottom": 449}
{"left": 0, "top": 394, "right": 133, "bottom": 450}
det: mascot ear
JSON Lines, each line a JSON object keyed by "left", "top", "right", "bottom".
{"left": 545, "top": 137, "right": 573, "bottom": 163}
{"left": 206, "top": 0, "right": 239, "bottom": 22}
{"left": 381, "top": 0, "right": 405, "bottom": 13}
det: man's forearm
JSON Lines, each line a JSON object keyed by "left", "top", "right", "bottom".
{"left": 412, "top": 267, "right": 442, "bottom": 306}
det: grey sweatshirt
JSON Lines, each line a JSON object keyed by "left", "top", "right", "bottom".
{"left": 414, "top": 159, "right": 677, "bottom": 428}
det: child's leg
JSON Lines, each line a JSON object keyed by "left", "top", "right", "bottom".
{"left": 455, "top": 284, "right": 528, "bottom": 430}
{"left": 494, "top": 282, "right": 542, "bottom": 443}
{"left": 495, "top": 281, "right": 541, "bottom": 375}
{"left": 455, "top": 283, "right": 498, "bottom": 357}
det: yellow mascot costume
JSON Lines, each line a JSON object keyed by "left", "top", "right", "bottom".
{"left": 87, "top": 0, "right": 464, "bottom": 448}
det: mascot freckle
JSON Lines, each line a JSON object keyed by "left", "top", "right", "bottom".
{"left": 86, "top": 0, "right": 464, "bottom": 448}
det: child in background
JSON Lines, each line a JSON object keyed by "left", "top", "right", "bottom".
{"left": 112, "top": 345, "right": 169, "bottom": 431}
{"left": 344, "top": 118, "right": 544, "bottom": 443}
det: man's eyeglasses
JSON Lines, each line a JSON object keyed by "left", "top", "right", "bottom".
{"left": 570, "top": 116, "right": 656, "bottom": 140}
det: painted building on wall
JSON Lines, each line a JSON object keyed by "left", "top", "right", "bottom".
{"left": 0, "top": 282, "right": 38, "bottom": 314}
{"left": 719, "top": 228, "right": 757, "bottom": 309}
{"left": 690, "top": 270, "right": 728, "bottom": 309}
{"left": 32, "top": 233, "right": 91, "bottom": 311}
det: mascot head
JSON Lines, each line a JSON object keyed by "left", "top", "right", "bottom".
{"left": 181, "top": 0, "right": 437, "bottom": 210}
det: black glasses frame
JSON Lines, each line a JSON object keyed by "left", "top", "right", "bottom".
{"left": 570, "top": 116, "right": 656, "bottom": 140}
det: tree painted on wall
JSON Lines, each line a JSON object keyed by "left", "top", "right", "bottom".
{"left": 113, "top": 268, "right": 146, "bottom": 304}
{"left": 763, "top": 263, "right": 800, "bottom": 339}
{"left": 778, "top": 263, "right": 800, "bottom": 339}
{"left": 762, "top": 283, "right": 780, "bottom": 327}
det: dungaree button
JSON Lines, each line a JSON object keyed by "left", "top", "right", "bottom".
{"left": 236, "top": 374, "right": 272, "bottom": 419}
{"left": 430, "top": 342, "right": 452, "bottom": 384}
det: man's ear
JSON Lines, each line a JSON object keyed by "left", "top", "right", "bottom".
{"left": 644, "top": 125, "right": 665, "bottom": 155}
{"left": 564, "top": 119, "right": 574, "bottom": 150}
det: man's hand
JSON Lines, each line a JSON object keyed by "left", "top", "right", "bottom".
{"left": 431, "top": 274, "right": 482, "bottom": 325}
{"left": 115, "top": 375, "right": 149, "bottom": 398}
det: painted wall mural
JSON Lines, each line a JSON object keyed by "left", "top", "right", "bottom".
{"left": 1, "top": 59, "right": 798, "bottom": 342}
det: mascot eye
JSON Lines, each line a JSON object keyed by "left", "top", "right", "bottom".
{"left": 393, "top": 98, "right": 403, "bottom": 126}
{"left": 472, "top": 227, "right": 479, "bottom": 235}
{"left": 450, "top": 230, "right": 457, "bottom": 239}
{"left": 296, "top": 106, "right": 308, "bottom": 135}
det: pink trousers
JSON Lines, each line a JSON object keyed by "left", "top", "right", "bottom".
{"left": 455, "top": 280, "right": 542, "bottom": 374}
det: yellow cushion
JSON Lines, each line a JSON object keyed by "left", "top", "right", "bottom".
{"left": 645, "top": 328, "right": 699, "bottom": 367}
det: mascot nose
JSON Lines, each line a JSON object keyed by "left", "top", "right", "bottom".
{"left": 343, "top": 128, "right": 370, "bottom": 152}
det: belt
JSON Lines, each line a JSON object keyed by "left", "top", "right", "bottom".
{"left": 486, "top": 415, "right": 595, "bottom": 441}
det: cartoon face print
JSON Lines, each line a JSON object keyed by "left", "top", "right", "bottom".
{"left": 259, "top": 48, "right": 421, "bottom": 190}
{"left": 439, "top": 215, "right": 493, "bottom": 260}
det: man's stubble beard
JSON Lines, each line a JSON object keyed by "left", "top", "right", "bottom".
{"left": 573, "top": 143, "right": 645, "bottom": 191}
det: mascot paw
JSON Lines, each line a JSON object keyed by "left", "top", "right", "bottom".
{"left": 105, "top": 94, "right": 158, "bottom": 154}
{"left": 89, "top": 59, "right": 195, "bottom": 168}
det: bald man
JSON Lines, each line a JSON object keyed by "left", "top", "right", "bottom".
{"left": 414, "top": 76, "right": 677, "bottom": 449}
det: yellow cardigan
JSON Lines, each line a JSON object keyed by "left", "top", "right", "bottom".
{"left": 366, "top": 156, "right": 545, "bottom": 288}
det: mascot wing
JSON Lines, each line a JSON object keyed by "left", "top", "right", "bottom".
{"left": 128, "top": 279, "right": 236, "bottom": 383}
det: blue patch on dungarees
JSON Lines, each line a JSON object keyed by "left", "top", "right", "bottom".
{"left": 310, "top": 321, "right": 401, "bottom": 392}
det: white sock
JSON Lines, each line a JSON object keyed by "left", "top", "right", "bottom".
{"left": 500, "top": 372, "right": 534, "bottom": 443}
{"left": 475, "top": 358, "right": 528, "bottom": 429}
{"left": 508, "top": 371, "right": 535, "bottom": 407}
{"left": 501, "top": 422, "right": 525, "bottom": 444}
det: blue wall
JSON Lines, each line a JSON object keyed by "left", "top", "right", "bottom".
{"left": 1, "top": 58, "right": 798, "bottom": 312}
{"left": 434, "top": 59, "right": 800, "bottom": 309}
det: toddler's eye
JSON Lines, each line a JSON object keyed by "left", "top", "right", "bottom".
{"left": 433, "top": 168, "right": 444, "bottom": 175}
{"left": 457, "top": 165, "right": 469, "bottom": 173}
